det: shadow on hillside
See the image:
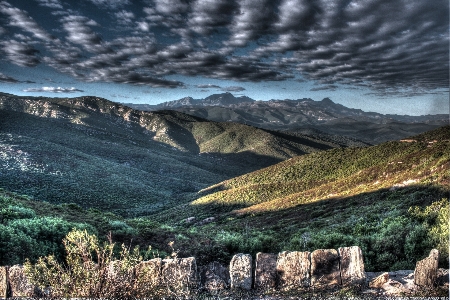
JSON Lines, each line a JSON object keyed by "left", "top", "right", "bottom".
{"left": 182, "top": 184, "right": 449, "bottom": 226}
{"left": 165, "top": 184, "right": 450, "bottom": 269}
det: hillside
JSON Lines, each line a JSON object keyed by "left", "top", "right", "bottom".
{"left": 0, "top": 121, "right": 448, "bottom": 273}
{"left": 150, "top": 126, "right": 449, "bottom": 270}
{"left": 0, "top": 92, "right": 364, "bottom": 216}
{"left": 126, "top": 93, "right": 447, "bottom": 144}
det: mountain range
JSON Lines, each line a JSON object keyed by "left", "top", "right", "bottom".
{"left": 125, "top": 93, "right": 448, "bottom": 144}
{"left": 0, "top": 92, "right": 364, "bottom": 216}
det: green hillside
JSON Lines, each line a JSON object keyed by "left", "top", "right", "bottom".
{"left": 1, "top": 93, "right": 364, "bottom": 216}
{"left": 1, "top": 127, "right": 448, "bottom": 272}
{"left": 1, "top": 93, "right": 448, "bottom": 273}
{"left": 150, "top": 126, "right": 449, "bottom": 270}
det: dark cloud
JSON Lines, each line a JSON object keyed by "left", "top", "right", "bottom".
{"left": 310, "top": 85, "right": 338, "bottom": 92}
{"left": 87, "top": 0, "right": 130, "bottom": 9}
{"left": 0, "top": 72, "right": 35, "bottom": 83}
{"left": 196, "top": 84, "right": 221, "bottom": 89}
{"left": 115, "top": 10, "right": 134, "bottom": 25}
{"left": 1, "top": 39, "right": 40, "bottom": 67}
{"left": 0, "top": 1, "right": 55, "bottom": 41}
{"left": 60, "top": 15, "right": 109, "bottom": 53}
{"left": 188, "top": 0, "right": 238, "bottom": 35}
{"left": 226, "top": 0, "right": 277, "bottom": 47}
{"left": 222, "top": 86, "right": 245, "bottom": 92}
{"left": 0, "top": 72, "right": 18, "bottom": 82}
{"left": 86, "top": 67, "right": 185, "bottom": 88}
{"left": 0, "top": 0, "right": 447, "bottom": 95}
{"left": 34, "top": 0, "right": 63, "bottom": 9}
{"left": 23, "top": 86, "right": 84, "bottom": 93}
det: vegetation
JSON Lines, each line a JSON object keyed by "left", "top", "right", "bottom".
{"left": 149, "top": 126, "right": 450, "bottom": 270}
{"left": 0, "top": 93, "right": 356, "bottom": 217}
{"left": 24, "top": 229, "right": 161, "bottom": 299}
{"left": 0, "top": 93, "right": 449, "bottom": 276}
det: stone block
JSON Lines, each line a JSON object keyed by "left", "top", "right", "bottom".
{"left": 134, "top": 258, "right": 162, "bottom": 294}
{"left": 338, "top": 246, "right": 366, "bottom": 287}
{"left": 310, "top": 249, "right": 341, "bottom": 289}
{"left": 414, "top": 249, "right": 439, "bottom": 287}
{"left": 230, "top": 253, "right": 252, "bottom": 290}
{"left": 0, "top": 266, "right": 7, "bottom": 299}
{"left": 254, "top": 252, "right": 277, "bottom": 290}
{"left": 8, "top": 265, "right": 38, "bottom": 297}
{"left": 199, "top": 261, "right": 229, "bottom": 292}
{"left": 276, "top": 251, "right": 310, "bottom": 290}
{"left": 161, "top": 257, "right": 197, "bottom": 295}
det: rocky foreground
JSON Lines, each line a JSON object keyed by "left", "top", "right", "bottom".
{"left": 1, "top": 247, "right": 448, "bottom": 299}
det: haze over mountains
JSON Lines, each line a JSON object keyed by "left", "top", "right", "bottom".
{"left": 125, "top": 93, "right": 448, "bottom": 144}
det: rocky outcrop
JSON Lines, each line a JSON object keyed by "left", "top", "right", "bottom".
{"left": 414, "top": 249, "right": 439, "bottom": 287}
{"left": 199, "top": 261, "right": 229, "bottom": 292}
{"left": 276, "top": 251, "right": 311, "bottom": 290}
{"left": 369, "top": 272, "right": 389, "bottom": 288}
{"left": 254, "top": 252, "right": 277, "bottom": 290}
{"left": 310, "top": 249, "right": 341, "bottom": 289}
{"left": 161, "top": 257, "right": 197, "bottom": 295}
{"left": 339, "top": 246, "right": 366, "bottom": 287}
{"left": 229, "top": 254, "right": 252, "bottom": 290}
{"left": 8, "top": 265, "right": 38, "bottom": 298}
{"left": 0, "top": 267, "right": 7, "bottom": 299}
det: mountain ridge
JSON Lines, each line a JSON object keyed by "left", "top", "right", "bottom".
{"left": 124, "top": 93, "right": 447, "bottom": 144}
{"left": 0, "top": 92, "right": 366, "bottom": 216}
{"left": 125, "top": 92, "right": 447, "bottom": 123}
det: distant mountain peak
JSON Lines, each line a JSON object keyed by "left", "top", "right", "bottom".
{"left": 204, "top": 92, "right": 254, "bottom": 105}
{"left": 321, "top": 97, "right": 334, "bottom": 104}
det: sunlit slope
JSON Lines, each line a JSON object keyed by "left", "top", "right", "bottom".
{"left": 190, "top": 126, "right": 450, "bottom": 215}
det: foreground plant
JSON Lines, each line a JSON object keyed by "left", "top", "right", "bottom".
{"left": 24, "top": 229, "right": 155, "bottom": 298}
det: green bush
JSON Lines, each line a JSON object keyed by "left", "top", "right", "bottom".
{"left": 0, "top": 215, "right": 95, "bottom": 265}
{"left": 25, "top": 229, "right": 164, "bottom": 299}
{"left": 409, "top": 198, "right": 449, "bottom": 265}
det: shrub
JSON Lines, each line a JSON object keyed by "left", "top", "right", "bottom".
{"left": 24, "top": 229, "right": 164, "bottom": 299}
{"left": 0, "top": 217, "right": 94, "bottom": 265}
{"left": 409, "top": 198, "right": 449, "bottom": 266}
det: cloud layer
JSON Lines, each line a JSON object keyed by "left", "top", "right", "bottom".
{"left": 0, "top": 0, "right": 447, "bottom": 95}
{"left": 23, "top": 86, "right": 84, "bottom": 93}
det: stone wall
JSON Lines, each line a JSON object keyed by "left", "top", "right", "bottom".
{"left": 0, "top": 247, "right": 443, "bottom": 298}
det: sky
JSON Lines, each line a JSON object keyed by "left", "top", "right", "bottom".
{"left": 0, "top": 0, "right": 448, "bottom": 116}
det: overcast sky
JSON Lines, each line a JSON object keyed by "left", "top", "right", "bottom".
{"left": 0, "top": 0, "right": 448, "bottom": 115}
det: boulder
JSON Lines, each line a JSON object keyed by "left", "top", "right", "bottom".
{"left": 161, "top": 257, "right": 198, "bottom": 295}
{"left": 369, "top": 272, "right": 389, "bottom": 288}
{"left": 414, "top": 249, "right": 439, "bottom": 287}
{"left": 230, "top": 254, "right": 252, "bottom": 290}
{"left": 199, "top": 261, "right": 230, "bottom": 292}
{"left": 311, "top": 249, "right": 341, "bottom": 289}
{"left": 8, "top": 265, "right": 38, "bottom": 297}
{"left": 276, "top": 251, "right": 311, "bottom": 290}
{"left": 0, "top": 266, "right": 7, "bottom": 299}
{"left": 254, "top": 252, "right": 277, "bottom": 290}
{"left": 338, "top": 246, "right": 366, "bottom": 287}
